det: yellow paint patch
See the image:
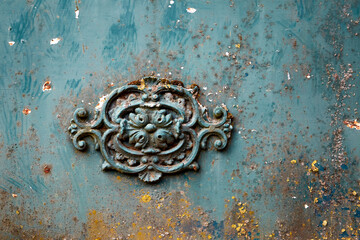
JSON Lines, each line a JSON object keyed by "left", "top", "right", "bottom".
{"left": 322, "top": 220, "right": 327, "bottom": 226}
{"left": 141, "top": 194, "right": 152, "bottom": 203}
{"left": 291, "top": 159, "right": 297, "bottom": 164}
{"left": 138, "top": 79, "right": 146, "bottom": 90}
{"left": 310, "top": 160, "right": 319, "bottom": 172}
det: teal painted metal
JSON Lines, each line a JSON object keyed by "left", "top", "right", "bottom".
{"left": 0, "top": 0, "right": 360, "bottom": 239}
{"left": 69, "top": 77, "right": 232, "bottom": 182}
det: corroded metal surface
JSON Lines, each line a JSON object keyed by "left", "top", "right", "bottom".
{"left": 68, "top": 77, "right": 232, "bottom": 182}
{"left": 0, "top": 0, "right": 360, "bottom": 239}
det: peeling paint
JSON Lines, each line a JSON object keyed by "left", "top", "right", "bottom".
{"left": 50, "top": 37, "right": 61, "bottom": 45}
{"left": 75, "top": 7, "right": 79, "bottom": 19}
{"left": 186, "top": 7, "right": 197, "bottom": 14}
{"left": 42, "top": 81, "right": 52, "bottom": 92}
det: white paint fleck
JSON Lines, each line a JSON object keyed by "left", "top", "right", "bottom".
{"left": 168, "top": 5, "right": 171, "bottom": 8}
{"left": 75, "top": 8, "right": 79, "bottom": 18}
{"left": 180, "top": 66, "right": 184, "bottom": 69}
{"left": 96, "top": 95, "right": 108, "bottom": 111}
{"left": 287, "top": 72, "right": 291, "bottom": 80}
{"left": 203, "top": 87, "right": 207, "bottom": 91}
{"left": 225, "top": 52, "right": 230, "bottom": 57}
{"left": 186, "top": 7, "right": 197, "bottom": 13}
{"left": 170, "top": 0, "right": 174, "bottom": 4}
{"left": 306, "top": 73, "right": 311, "bottom": 79}
{"left": 168, "top": 72, "right": 172, "bottom": 75}
{"left": 304, "top": 204, "right": 309, "bottom": 209}
{"left": 8, "top": 41, "right": 15, "bottom": 46}
{"left": 50, "top": 37, "right": 61, "bottom": 45}
{"left": 292, "top": 196, "right": 297, "bottom": 199}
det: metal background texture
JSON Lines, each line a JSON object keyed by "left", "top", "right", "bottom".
{"left": 0, "top": 0, "right": 360, "bottom": 239}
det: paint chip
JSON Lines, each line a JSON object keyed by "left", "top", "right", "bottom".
{"left": 75, "top": 7, "right": 79, "bottom": 18}
{"left": 8, "top": 41, "right": 15, "bottom": 46}
{"left": 50, "top": 37, "right": 61, "bottom": 45}
{"left": 22, "top": 107, "right": 31, "bottom": 115}
{"left": 42, "top": 81, "right": 52, "bottom": 91}
{"left": 186, "top": 7, "right": 197, "bottom": 13}
{"left": 322, "top": 220, "right": 327, "bottom": 226}
{"left": 170, "top": 0, "right": 174, "bottom": 4}
{"left": 344, "top": 119, "right": 360, "bottom": 130}
{"left": 304, "top": 204, "right": 309, "bottom": 209}
{"left": 12, "top": 194, "right": 17, "bottom": 198}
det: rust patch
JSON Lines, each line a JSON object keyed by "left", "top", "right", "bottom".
{"left": 22, "top": 107, "right": 31, "bottom": 115}
{"left": 85, "top": 191, "right": 216, "bottom": 239}
{"left": 43, "top": 164, "right": 52, "bottom": 174}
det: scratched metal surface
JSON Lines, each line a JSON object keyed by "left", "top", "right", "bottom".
{"left": 0, "top": 0, "right": 360, "bottom": 239}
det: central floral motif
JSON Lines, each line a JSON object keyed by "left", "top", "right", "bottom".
{"left": 120, "top": 108, "right": 177, "bottom": 153}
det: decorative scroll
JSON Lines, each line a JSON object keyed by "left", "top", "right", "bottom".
{"left": 68, "top": 77, "right": 233, "bottom": 182}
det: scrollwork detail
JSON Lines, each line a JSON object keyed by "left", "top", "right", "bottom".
{"left": 68, "top": 77, "right": 233, "bottom": 182}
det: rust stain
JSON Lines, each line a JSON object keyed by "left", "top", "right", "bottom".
{"left": 43, "top": 164, "right": 52, "bottom": 174}
{"left": 87, "top": 210, "right": 117, "bottom": 240}
{"left": 84, "top": 191, "right": 216, "bottom": 239}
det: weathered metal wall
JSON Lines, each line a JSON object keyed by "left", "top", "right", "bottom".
{"left": 1, "top": 0, "right": 360, "bottom": 239}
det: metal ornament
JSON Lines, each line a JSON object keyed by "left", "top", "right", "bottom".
{"left": 68, "top": 77, "right": 233, "bottom": 182}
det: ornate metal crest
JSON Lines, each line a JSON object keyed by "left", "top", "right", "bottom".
{"left": 68, "top": 77, "right": 233, "bottom": 182}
